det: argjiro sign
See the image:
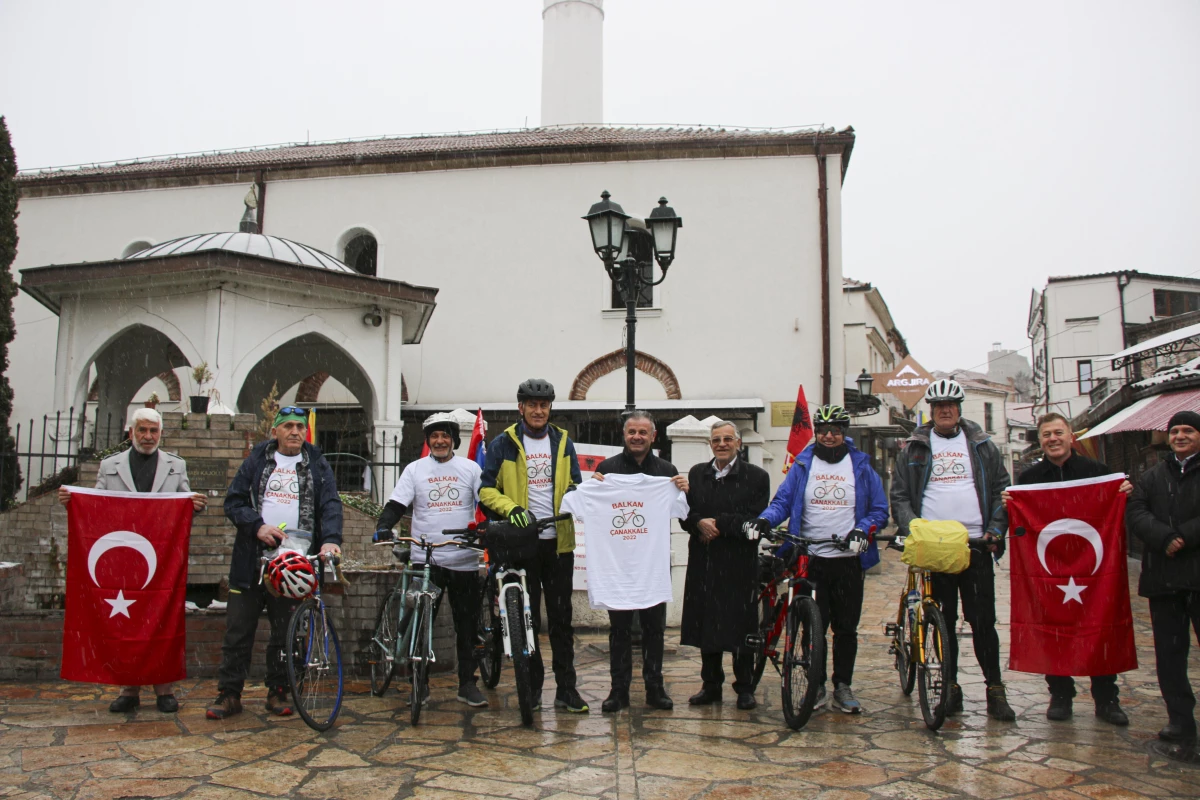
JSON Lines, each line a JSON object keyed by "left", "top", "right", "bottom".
{"left": 873, "top": 356, "right": 934, "bottom": 409}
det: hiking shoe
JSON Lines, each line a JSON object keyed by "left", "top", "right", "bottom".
{"left": 736, "top": 692, "right": 757, "bottom": 710}
{"left": 554, "top": 688, "right": 590, "bottom": 713}
{"left": 832, "top": 683, "right": 862, "bottom": 714}
{"left": 814, "top": 685, "right": 828, "bottom": 710}
{"left": 986, "top": 684, "right": 1016, "bottom": 721}
{"left": 1046, "top": 695, "right": 1072, "bottom": 721}
{"left": 689, "top": 687, "right": 723, "bottom": 705}
{"left": 265, "top": 688, "right": 293, "bottom": 717}
{"left": 947, "top": 684, "right": 964, "bottom": 716}
{"left": 457, "top": 684, "right": 488, "bottom": 708}
{"left": 205, "top": 690, "right": 242, "bottom": 720}
{"left": 1095, "top": 701, "right": 1129, "bottom": 727}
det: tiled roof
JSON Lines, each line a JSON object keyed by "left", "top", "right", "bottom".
{"left": 1047, "top": 270, "right": 1200, "bottom": 286}
{"left": 18, "top": 125, "right": 855, "bottom": 184}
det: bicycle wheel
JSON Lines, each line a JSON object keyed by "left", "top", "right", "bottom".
{"left": 780, "top": 595, "right": 824, "bottom": 731}
{"left": 505, "top": 586, "right": 535, "bottom": 726}
{"left": 750, "top": 596, "right": 781, "bottom": 692}
{"left": 894, "top": 598, "right": 917, "bottom": 696}
{"left": 286, "top": 598, "right": 344, "bottom": 732}
{"left": 917, "top": 604, "right": 951, "bottom": 731}
{"left": 369, "top": 590, "right": 402, "bottom": 696}
{"left": 477, "top": 577, "right": 502, "bottom": 689}
{"left": 410, "top": 596, "right": 432, "bottom": 726}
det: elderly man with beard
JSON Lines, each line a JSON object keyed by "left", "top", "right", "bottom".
{"left": 58, "top": 408, "right": 206, "bottom": 713}
{"left": 680, "top": 421, "right": 769, "bottom": 710}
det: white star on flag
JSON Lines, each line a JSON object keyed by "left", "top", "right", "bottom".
{"left": 105, "top": 590, "right": 136, "bottom": 618}
{"left": 1057, "top": 577, "right": 1087, "bottom": 604}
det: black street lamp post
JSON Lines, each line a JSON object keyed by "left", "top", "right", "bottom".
{"left": 583, "top": 191, "right": 683, "bottom": 412}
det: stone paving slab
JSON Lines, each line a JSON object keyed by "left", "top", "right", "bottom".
{"left": 0, "top": 552, "right": 1198, "bottom": 799}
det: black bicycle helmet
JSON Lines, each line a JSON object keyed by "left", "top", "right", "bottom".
{"left": 517, "top": 378, "right": 556, "bottom": 403}
{"left": 422, "top": 412, "right": 461, "bottom": 449}
{"left": 813, "top": 404, "right": 851, "bottom": 427}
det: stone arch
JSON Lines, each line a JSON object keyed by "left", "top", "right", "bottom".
{"left": 295, "top": 371, "right": 330, "bottom": 404}
{"left": 570, "top": 349, "right": 681, "bottom": 401}
{"left": 336, "top": 225, "right": 380, "bottom": 277}
{"left": 88, "top": 370, "right": 180, "bottom": 402}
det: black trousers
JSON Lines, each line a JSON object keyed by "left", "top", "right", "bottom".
{"left": 609, "top": 603, "right": 666, "bottom": 694}
{"left": 429, "top": 565, "right": 482, "bottom": 688}
{"left": 521, "top": 538, "right": 577, "bottom": 695}
{"left": 216, "top": 582, "right": 298, "bottom": 694}
{"left": 1149, "top": 590, "right": 1200, "bottom": 729}
{"left": 1045, "top": 674, "right": 1119, "bottom": 705}
{"left": 931, "top": 548, "right": 1002, "bottom": 687}
{"left": 809, "top": 555, "right": 865, "bottom": 687}
{"left": 701, "top": 650, "right": 754, "bottom": 694}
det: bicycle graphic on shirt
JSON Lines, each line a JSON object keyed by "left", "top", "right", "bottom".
{"left": 813, "top": 481, "right": 846, "bottom": 500}
{"left": 428, "top": 482, "right": 460, "bottom": 501}
{"left": 269, "top": 477, "right": 300, "bottom": 494}
{"left": 527, "top": 463, "right": 552, "bottom": 480}
{"left": 932, "top": 461, "right": 967, "bottom": 477}
{"left": 611, "top": 509, "right": 646, "bottom": 528}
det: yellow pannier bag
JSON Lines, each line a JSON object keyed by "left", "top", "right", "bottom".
{"left": 901, "top": 519, "right": 970, "bottom": 574}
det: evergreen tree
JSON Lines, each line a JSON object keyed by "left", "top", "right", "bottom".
{"left": 0, "top": 117, "right": 23, "bottom": 508}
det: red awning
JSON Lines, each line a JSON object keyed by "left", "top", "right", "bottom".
{"left": 1105, "top": 388, "right": 1200, "bottom": 434}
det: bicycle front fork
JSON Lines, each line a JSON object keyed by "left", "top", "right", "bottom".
{"left": 496, "top": 570, "right": 536, "bottom": 658}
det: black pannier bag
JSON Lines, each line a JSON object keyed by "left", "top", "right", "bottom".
{"left": 482, "top": 520, "right": 541, "bottom": 564}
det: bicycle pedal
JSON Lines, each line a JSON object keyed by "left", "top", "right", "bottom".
{"left": 884, "top": 623, "right": 899, "bottom": 636}
{"left": 887, "top": 644, "right": 897, "bottom": 655}
{"left": 744, "top": 635, "right": 764, "bottom": 648}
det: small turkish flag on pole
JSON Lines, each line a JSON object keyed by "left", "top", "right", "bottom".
{"left": 60, "top": 487, "right": 194, "bottom": 685}
{"left": 1006, "top": 474, "right": 1136, "bottom": 676}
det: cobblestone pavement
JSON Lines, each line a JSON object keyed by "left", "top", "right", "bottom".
{"left": 2, "top": 552, "right": 1199, "bottom": 799}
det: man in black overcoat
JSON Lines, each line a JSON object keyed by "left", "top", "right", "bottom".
{"left": 680, "top": 420, "right": 770, "bottom": 710}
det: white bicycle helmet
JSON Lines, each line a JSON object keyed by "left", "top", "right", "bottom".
{"left": 267, "top": 551, "right": 318, "bottom": 600}
{"left": 422, "top": 412, "right": 461, "bottom": 449}
{"left": 924, "top": 378, "right": 966, "bottom": 404}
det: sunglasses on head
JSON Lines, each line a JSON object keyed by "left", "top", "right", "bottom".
{"left": 277, "top": 407, "right": 307, "bottom": 416}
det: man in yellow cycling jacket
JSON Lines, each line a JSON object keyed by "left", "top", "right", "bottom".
{"left": 480, "top": 378, "right": 587, "bottom": 713}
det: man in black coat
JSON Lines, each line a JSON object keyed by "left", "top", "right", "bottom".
{"left": 680, "top": 421, "right": 769, "bottom": 710}
{"left": 592, "top": 411, "right": 688, "bottom": 713}
{"left": 1003, "top": 412, "right": 1132, "bottom": 725}
{"left": 1128, "top": 409, "right": 1200, "bottom": 745}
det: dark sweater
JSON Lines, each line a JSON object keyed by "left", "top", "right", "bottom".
{"left": 594, "top": 449, "right": 678, "bottom": 478}
{"left": 1017, "top": 453, "right": 1114, "bottom": 485}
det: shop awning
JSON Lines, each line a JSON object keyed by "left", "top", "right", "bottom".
{"left": 1079, "top": 388, "right": 1200, "bottom": 439}
{"left": 1109, "top": 322, "right": 1200, "bottom": 369}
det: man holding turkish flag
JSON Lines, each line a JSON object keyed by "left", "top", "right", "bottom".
{"left": 61, "top": 487, "right": 196, "bottom": 691}
{"left": 1006, "top": 471, "right": 1137, "bottom": 700}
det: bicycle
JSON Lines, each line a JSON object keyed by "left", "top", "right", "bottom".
{"left": 473, "top": 513, "right": 572, "bottom": 726}
{"left": 259, "top": 536, "right": 345, "bottom": 733}
{"left": 369, "top": 528, "right": 477, "bottom": 725}
{"left": 611, "top": 509, "right": 646, "bottom": 528}
{"left": 884, "top": 526, "right": 1019, "bottom": 731}
{"left": 747, "top": 528, "right": 886, "bottom": 730}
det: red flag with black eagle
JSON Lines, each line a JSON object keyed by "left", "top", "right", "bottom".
{"left": 782, "top": 384, "right": 813, "bottom": 474}
{"left": 1006, "top": 474, "right": 1136, "bottom": 676}
{"left": 60, "top": 487, "right": 194, "bottom": 685}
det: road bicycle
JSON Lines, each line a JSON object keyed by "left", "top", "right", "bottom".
{"left": 611, "top": 509, "right": 646, "bottom": 528}
{"left": 369, "top": 529, "right": 476, "bottom": 725}
{"left": 748, "top": 527, "right": 887, "bottom": 729}
{"left": 884, "top": 527, "right": 1020, "bottom": 731}
{"left": 259, "top": 535, "right": 345, "bottom": 732}
{"left": 473, "top": 513, "right": 572, "bottom": 725}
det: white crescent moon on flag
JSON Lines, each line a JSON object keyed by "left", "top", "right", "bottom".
{"left": 87, "top": 530, "right": 158, "bottom": 589}
{"left": 1036, "top": 518, "right": 1104, "bottom": 576}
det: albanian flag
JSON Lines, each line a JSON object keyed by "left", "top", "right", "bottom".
{"left": 1006, "top": 474, "right": 1136, "bottom": 676}
{"left": 782, "top": 384, "right": 813, "bottom": 475}
{"left": 61, "top": 487, "right": 194, "bottom": 685}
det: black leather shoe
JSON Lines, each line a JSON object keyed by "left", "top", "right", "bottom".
{"left": 736, "top": 692, "right": 757, "bottom": 710}
{"left": 601, "top": 691, "right": 630, "bottom": 713}
{"left": 645, "top": 687, "right": 674, "bottom": 710}
{"left": 1094, "top": 701, "right": 1128, "bottom": 727}
{"left": 1046, "top": 695, "right": 1072, "bottom": 721}
{"left": 688, "top": 687, "right": 722, "bottom": 706}
{"left": 1159, "top": 723, "right": 1198, "bottom": 743}
{"left": 109, "top": 695, "right": 139, "bottom": 713}
{"left": 156, "top": 694, "right": 179, "bottom": 713}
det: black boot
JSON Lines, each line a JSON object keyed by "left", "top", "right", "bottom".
{"left": 601, "top": 690, "right": 630, "bottom": 713}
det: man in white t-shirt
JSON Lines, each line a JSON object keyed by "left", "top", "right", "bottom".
{"left": 374, "top": 413, "right": 486, "bottom": 707}
{"left": 891, "top": 378, "right": 1015, "bottom": 721}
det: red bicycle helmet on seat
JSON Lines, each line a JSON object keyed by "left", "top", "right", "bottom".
{"left": 267, "top": 551, "right": 318, "bottom": 599}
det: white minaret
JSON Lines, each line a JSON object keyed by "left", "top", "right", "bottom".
{"left": 541, "top": 0, "right": 604, "bottom": 127}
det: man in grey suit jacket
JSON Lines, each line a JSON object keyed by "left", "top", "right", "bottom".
{"left": 59, "top": 407, "right": 206, "bottom": 713}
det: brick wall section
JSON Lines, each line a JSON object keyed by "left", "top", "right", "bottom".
{"left": 569, "top": 348, "right": 681, "bottom": 400}
{"left": 0, "top": 490, "right": 68, "bottom": 609}
{"left": 0, "top": 563, "right": 27, "bottom": 612}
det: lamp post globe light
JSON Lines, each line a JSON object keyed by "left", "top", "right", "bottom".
{"left": 583, "top": 191, "right": 683, "bottom": 413}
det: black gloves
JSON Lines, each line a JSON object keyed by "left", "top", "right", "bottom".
{"left": 742, "top": 518, "right": 771, "bottom": 542}
{"left": 372, "top": 529, "right": 393, "bottom": 543}
{"left": 844, "top": 528, "right": 867, "bottom": 554}
{"left": 508, "top": 507, "right": 532, "bottom": 528}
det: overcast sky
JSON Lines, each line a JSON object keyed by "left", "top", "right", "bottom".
{"left": 2, "top": 0, "right": 1197, "bottom": 373}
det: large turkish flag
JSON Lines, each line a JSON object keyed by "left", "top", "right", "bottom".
{"left": 60, "top": 487, "right": 194, "bottom": 685}
{"left": 1007, "top": 474, "right": 1136, "bottom": 675}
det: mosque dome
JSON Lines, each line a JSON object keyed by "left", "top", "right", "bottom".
{"left": 124, "top": 232, "right": 353, "bottom": 273}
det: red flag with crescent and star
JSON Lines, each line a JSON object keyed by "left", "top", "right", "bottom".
{"left": 61, "top": 487, "right": 194, "bottom": 685}
{"left": 1006, "top": 474, "right": 1136, "bottom": 675}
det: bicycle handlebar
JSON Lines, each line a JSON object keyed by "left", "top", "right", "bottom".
{"left": 374, "top": 513, "right": 574, "bottom": 548}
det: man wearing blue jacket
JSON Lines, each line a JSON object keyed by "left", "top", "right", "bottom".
{"left": 746, "top": 405, "right": 888, "bottom": 713}
{"left": 206, "top": 407, "right": 343, "bottom": 720}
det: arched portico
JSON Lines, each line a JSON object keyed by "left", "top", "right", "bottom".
{"left": 235, "top": 332, "right": 378, "bottom": 422}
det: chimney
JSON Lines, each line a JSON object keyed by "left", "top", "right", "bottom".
{"left": 541, "top": 0, "right": 604, "bottom": 127}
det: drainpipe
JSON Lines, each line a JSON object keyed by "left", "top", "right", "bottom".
{"left": 255, "top": 171, "right": 268, "bottom": 233}
{"left": 818, "top": 153, "right": 831, "bottom": 405}
{"left": 1116, "top": 271, "right": 1131, "bottom": 381}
